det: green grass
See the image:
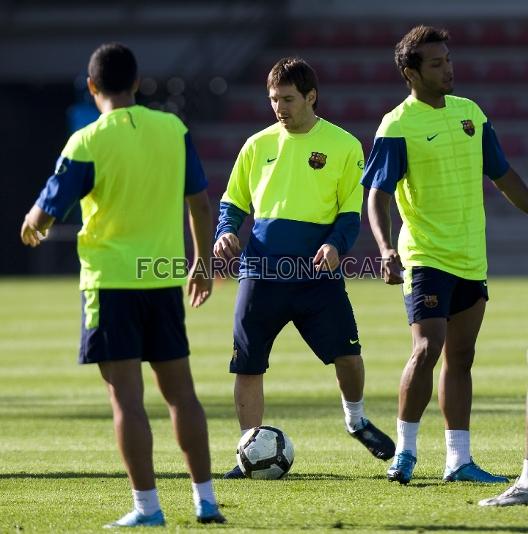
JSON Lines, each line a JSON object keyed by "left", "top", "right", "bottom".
{"left": 0, "top": 277, "right": 527, "bottom": 533}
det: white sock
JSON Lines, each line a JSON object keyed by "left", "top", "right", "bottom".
{"left": 241, "top": 428, "right": 251, "bottom": 437}
{"left": 518, "top": 459, "right": 528, "bottom": 488}
{"left": 132, "top": 488, "right": 161, "bottom": 516}
{"left": 395, "top": 419, "right": 419, "bottom": 457}
{"left": 192, "top": 480, "right": 216, "bottom": 507}
{"left": 445, "top": 429, "right": 471, "bottom": 471}
{"left": 342, "top": 396, "right": 365, "bottom": 432}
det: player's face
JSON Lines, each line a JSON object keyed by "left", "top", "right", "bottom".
{"left": 412, "top": 42, "right": 454, "bottom": 96}
{"left": 268, "top": 84, "right": 317, "bottom": 133}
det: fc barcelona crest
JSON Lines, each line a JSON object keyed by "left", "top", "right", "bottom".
{"left": 461, "top": 119, "right": 475, "bottom": 137}
{"left": 308, "top": 151, "right": 327, "bottom": 169}
{"left": 424, "top": 295, "right": 439, "bottom": 308}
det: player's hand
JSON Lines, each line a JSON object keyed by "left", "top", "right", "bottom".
{"left": 381, "top": 248, "right": 404, "bottom": 285}
{"left": 314, "top": 244, "right": 339, "bottom": 272}
{"left": 187, "top": 261, "right": 213, "bottom": 308}
{"left": 20, "top": 216, "right": 48, "bottom": 248}
{"left": 213, "top": 232, "right": 241, "bottom": 260}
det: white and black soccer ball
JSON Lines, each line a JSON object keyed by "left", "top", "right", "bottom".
{"left": 236, "top": 425, "right": 294, "bottom": 479}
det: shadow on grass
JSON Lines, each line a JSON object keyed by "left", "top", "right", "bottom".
{"left": 0, "top": 472, "right": 458, "bottom": 488}
{"left": 385, "top": 527, "right": 528, "bottom": 533}
{"left": 0, "top": 471, "right": 220, "bottom": 480}
{"left": 1, "top": 396, "right": 523, "bottom": 422}
{"left": 0, "top": 398, "right": 398, "bottom": 421}
{"left": 0, "top": 471, "right": 393, "bottom": 482}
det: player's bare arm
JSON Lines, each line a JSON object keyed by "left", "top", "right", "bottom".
{"left": 213, "top": 232, "right": 241, "bottom": 260}
{"left": 20, "top": 205, "right": 54, "bottom": 248}
{"left": 367, "top": 188, "right": 404, "bottom": 285}
{"left": 186, "top": 190, "right": 213, "bottom": 308}
{"left": 493, "top": 167, "right": 528, "bottom": 214}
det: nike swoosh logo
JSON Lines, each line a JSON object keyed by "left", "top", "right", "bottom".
{"left": 266, "top": 157, "right": 277, "bottom": 163}
{"left": 427, "top": 134, "right": 439, "bottom": 141}
{"left": 350, "top": 339, "right": 359, "bottom": 344}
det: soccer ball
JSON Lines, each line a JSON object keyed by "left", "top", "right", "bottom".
{"left": 236, "top": 425, "right": 294, "bottom": 479}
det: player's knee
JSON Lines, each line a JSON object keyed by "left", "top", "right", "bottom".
{"left": 165, "top": 386, "right": 200, "bottom": 410}
{"left": 445, "top": 347, "right": 475, "bottom": 371}
{"left": 411, "top": 338, "right": 442, "bottom": 368}
{"left": 111, "top": 396, "right": 147, "bottom": 423}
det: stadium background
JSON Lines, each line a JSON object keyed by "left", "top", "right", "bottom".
{"left": 2, "top": 0, "right": 528, "bottom": 277}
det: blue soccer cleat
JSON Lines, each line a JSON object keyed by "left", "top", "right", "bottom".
{"left": 387, "top": 450, "right": 417, "bottom": 484}
{"left": 223, "top": 465, "right": 245, "bottom": 479}
{"left": 349, "top": 418, "right": 396, "bottom": 461}
{"left": 443, "top": 459, "right": 509, "bottom": 483}
{"left": 104, "top": 509, "right": 165, "bottom": 528}
{"left": 196, "top": 500, "right": 226, "bottom": 524}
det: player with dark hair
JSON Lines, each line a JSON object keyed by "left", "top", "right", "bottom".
{"left": 362, "top": 25, "right": 528, "bottom": 484}
{"left": 21, "top": 42, "right": 225, "bottom": 526}
{"left": 214, "top": 57, "right": 395, "bottom": 479}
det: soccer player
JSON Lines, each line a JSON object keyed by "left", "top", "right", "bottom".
{"left": 214, "top": 57, "right": 395, "bottom": 479}
{"left": 362, "top": 25, "right": 528, "bottom": 485}
{"left": 20, "top": 43, "right": 225, "bottom": 526}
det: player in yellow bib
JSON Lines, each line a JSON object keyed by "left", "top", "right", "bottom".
{"left": 362, "top": 26, "right": 528, "bottom": 485}
{"left": 20, "top": 43, "right": 225, "bottom": 526}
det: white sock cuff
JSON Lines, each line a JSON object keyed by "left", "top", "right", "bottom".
{"left": 395, "top": 419, "right": 420, "bottom": 456}
{"left": 518, "top": 459, "right": 528, "bottom": 487}
{"left": 342, "top": 397, "right": 365, "bottom": 430}
{"left": 192, "top": 480, "right": 216, "bottom": 507}
{"left": 445, "top": 429, "right": 471, "bottom": 470}
{"left": 132, "top": 488, "right": 160, "bottom": 516}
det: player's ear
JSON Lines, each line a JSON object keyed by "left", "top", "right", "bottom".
{"left": 403, "top": 67, "right": 419, "bottom": 85}
{"left": 306, "top": 88, "right": 317, "bottom": 107}
{"left": 131, "top": 78, "right": 140, "bottom": 95}
{"left": 87, "top": 77, "right": 98, "bottom": 96}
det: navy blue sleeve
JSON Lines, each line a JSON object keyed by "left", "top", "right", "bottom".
{"left": 360, "top": 137, "right": 407, "bottom": 195}
{"left": 215, "top": 201, "right": 248, "bottom": 240}
{"left": 36, "top": 157, "right": 94, "bottom": 220}
{"left": 184, "top": 132, "right": 208, "bottom": 195}
{"left": 482, "top": 121, "right": 509, "bottom": 180}
{"left": 324, "top": 212, "right": 361, "bottom": 255}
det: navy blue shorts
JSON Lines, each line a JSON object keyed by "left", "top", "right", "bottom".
{"left": 230, "top": 278, "right": 361, "bottom": 375}
{"left": 79, "top": 287, "right": 190, "bottom": 364}
{"left": 403, "top": 266, "right": 488, "bottom": 324}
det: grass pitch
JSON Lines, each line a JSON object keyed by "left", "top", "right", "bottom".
{"left": 0, "top": 277, "right": 527, "bottom": 533}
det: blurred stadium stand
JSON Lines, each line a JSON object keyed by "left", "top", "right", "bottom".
{"left": 2, "top": 0, "right": 527, "bottom": 275}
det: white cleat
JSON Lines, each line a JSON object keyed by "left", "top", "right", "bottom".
{"left": 479, "top": 480, "right": 528, "bottom": 507}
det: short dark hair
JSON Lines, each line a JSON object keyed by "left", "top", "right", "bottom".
{"left": 88, "top": 43, "right": 138, "bottom": 94}
{"left": 267, "top": 57, "right": 319, "bottom": 109}
{"left": 395, "top": 25, "right": 450, "bottom": 85}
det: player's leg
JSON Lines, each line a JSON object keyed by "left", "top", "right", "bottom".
{"left": 479, "top": 396, "right": 528, "bottom": 506}
{"left": 144, "top": 286, "right": 225, "bottom": 522}
{"left": 226, "top": 279, "right": 291, "bottom": 478}
{"left": 441, "top": 280, "right": 507, "bottom": 483}
{"left": 334, "top": 355, "right": 395, "bottom": 460}
{"left": 389, "top": 267, "right": 451, "bottom": 484}
{"left": 99, "top": 359, "right": 153, "bottom": 488}
{"left": 293, "top": 277, "right": 395, "bottom": 460}
{"left": 79, "top": 289, "right": 165, "bottom": 527}
{"left": 151, "top": 358, "right": 210, "bottom": 480}
{"left": 150, "top": 358, "right": 224, "bottom": 523}
{"left": 400, "top": 318, "right": 446, "bottom": 422}
{"left": 99, "top": 359, "right": 165, "bottom": 527}
{"left": 234, "top": 373, "right": 264, "bottom": 430}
